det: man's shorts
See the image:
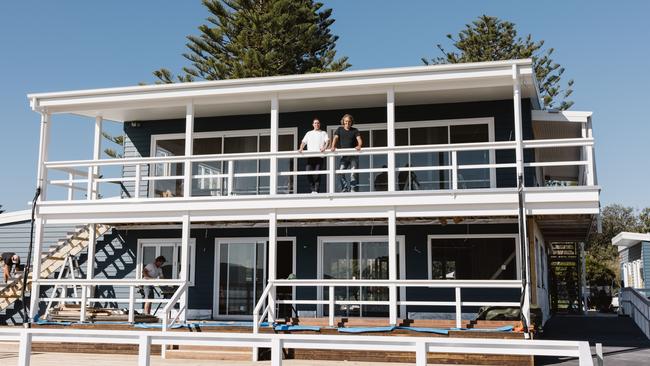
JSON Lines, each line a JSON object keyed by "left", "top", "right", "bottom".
{"left": 143, "top": 285, "right": 155, "bottom": 299}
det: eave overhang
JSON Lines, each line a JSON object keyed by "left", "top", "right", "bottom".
{"left": 27, "top": 59, "right": 538, "bottom": 122}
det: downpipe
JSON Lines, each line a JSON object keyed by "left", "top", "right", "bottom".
{"left": 517, "top": 175, "right": 530, "bottom": 338}
{"left": 21, "top": 187, "right": 41, "bottom": 328}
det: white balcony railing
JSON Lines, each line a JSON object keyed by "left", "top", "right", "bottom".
{"left": 253, "top": 279, "right": 523, "bottom": 334}
{"left": 42, "top": 138, "right": 595, "bottom": 202}
{"left": 37, "top": 279, "right": 186, "bottom": 324}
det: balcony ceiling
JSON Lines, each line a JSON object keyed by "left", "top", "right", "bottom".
{"left": 28, "top": 60, "right": 540, "bottom": 123}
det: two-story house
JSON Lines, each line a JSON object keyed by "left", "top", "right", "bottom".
{"left": 16, "top": 59, "right": 598, "bottom": 331}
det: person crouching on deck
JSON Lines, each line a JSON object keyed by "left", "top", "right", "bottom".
{"left": 1, "top": 252, "right": 20, "bottom": 283}
{"left": 330, "top": 114, "right": 363, "bottom": 192}
{"left": 142, "top": 255, "right": 166, "bottom": 315}
{"left": 298, "top": 117, "right": 330, "bottom": 193}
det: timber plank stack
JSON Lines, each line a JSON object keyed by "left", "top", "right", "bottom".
{"left": 48, "top": 304, "right": 158, "bottom": 323}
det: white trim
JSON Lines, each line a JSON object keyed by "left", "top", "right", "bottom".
{"left": 612, "top": 232, "right": 650, "bottom": 249}
{"left": 316, "top": 235, "right": 406, "bottom": 317}
{"left": 0, "top": 210, "right": 31, "bottom": 225}
{"left": 136, "top": 238, "right": 196, "bottom": 286}
{"left": 426, "top": 234, "right": 520, "bottom": 280}
{"left": 213, "top": 236, "right": 296, "bottom": 319}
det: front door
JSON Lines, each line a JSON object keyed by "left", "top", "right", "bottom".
{"left": 214, "top": 238, "right": 294, "bottom": 318}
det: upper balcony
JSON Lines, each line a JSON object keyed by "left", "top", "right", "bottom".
{"left": 27, "top": 60, "right": 599, "bottom": 223}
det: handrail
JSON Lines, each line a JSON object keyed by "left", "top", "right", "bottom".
{"left": 253, "top": 279, "right": 522, "bottom": 329}
{"left": 253, "top": 282, "right": 274, "bottom": 334}
{"left": 5, "top": 328, "right": 595, "bottom": 366}
{"left": 42, "top": 136, "right": 597, "bottom": 201}
{"left": 161, "top": 283, "right": 188, "bottom": 330}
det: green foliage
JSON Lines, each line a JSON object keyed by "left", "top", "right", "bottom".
{"left": 586, "top": 204, "right": 647, "bottom": 287}
{"left": 154, "top": 0, "right": 350, "bottom": 83}
{"left": 0, "top": 205, "right": 4, "bottom": 214}
{"left": 101, "top": 131, "right": 124, "bottom": 159}
{"left": 424, "top": 15, "right": 574, "bottom": 110}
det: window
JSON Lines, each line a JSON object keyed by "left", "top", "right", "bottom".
{"left": 150, "top": 128, "right": 297, "bottom": 197}
{"left": 428, "top": 235, "right": 518, "bottom": 280}
{"left": 137, "top": 239, "right": 196, "bottom": 286}
{"left": 327, "top": 118, "right": 495, "bottom": 191}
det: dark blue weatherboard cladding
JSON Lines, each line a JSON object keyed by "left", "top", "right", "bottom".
{"left": 123, "top": 99, "right": 536, "bottom": 196}
{"left": 116, "top": 223, "right": 519, "bottom": 317}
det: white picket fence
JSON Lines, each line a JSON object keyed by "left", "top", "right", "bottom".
{"left": 0, "top": 328, "right": 595, "bottom": 366}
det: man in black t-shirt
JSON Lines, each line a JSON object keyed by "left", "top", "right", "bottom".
{"left": 331, "top": 114, "right": 363, "bottom": 192}
{"left": 1, "top": 252, "right": 20, "bottom": 283}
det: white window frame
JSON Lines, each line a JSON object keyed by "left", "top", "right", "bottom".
{"left": 316, "top": 235, "right": 406, "bottom": 317}
{"left": 136, "top": 238, "right": 196, "bottom": 286}
{"left": 327, "top": 117, "right": 496, "bottom": 188}
{"left": 426, "top": 233, "right": 520, "bottom": 280}
{"left": 213, "top": 236, "right": 296, "bottom": 319}
{"left": 149, "top": 127, "right": 298, "bottom": 196}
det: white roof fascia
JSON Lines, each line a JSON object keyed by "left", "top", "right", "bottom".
{"left": 612, "top": 231, "right": 650, "bottom": 251}
{"left": 28, "top": 60, "right": 535, "bottom": 116}
{"left": 531, "top": 110, "right": 593, "bottom": 123}
{"left": 0, "top": 210, "right": 31, "bottom": 226}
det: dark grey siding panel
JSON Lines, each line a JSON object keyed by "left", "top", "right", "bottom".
{"left": 628, "top": 243, "right": 642, "bottom": 262}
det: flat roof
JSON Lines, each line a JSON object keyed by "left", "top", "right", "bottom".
{"left": 612, "top": 232, "right": 650, "bottom": 249}
{"left": 0, "top": 210, "right": 31, "bottom": 226}
{"left": 27, "top": 59, "right": 542, "bottom": 122}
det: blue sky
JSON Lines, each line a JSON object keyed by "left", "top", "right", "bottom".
{"left": 0, "top": 1, "right": 648, "bottom": 212}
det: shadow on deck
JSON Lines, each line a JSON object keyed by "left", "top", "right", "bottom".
{"left": 536, "top": 313, "right": 650, "bottom": 366}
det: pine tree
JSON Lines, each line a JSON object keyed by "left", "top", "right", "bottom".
{"left": 101, "top": 131, "right": 124, "bottom": 159}
{"left": 154, "top": 0, "right": 350, "bottom": 83}
{"left": 423, "top": 15, "right": 574, "bottom": 110}
{"left": 0, "top": 205, "right": 4, "bottom": 214}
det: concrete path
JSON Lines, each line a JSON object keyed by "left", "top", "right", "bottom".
{"left": 536, "top": 312, "right": 650, "bottom": 366}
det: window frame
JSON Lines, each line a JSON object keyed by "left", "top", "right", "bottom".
{"left": 136, "top": 238, "right": 197, "bottom": 286}
{"left": 426, "top": 233, "right": 520, "bottom": 281}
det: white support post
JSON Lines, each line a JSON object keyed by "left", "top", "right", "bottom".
{"left": 86, "top": 167, "right": 93, "bottom": 200}
{"left": 92, "top": 116, "right": 103, "bottom": 199}
{"left": 388, "top": 209, "right": 398, "bottom": 325}
{"left": 455, "top": 287, "right": 462, "bottom": 329}
{"left": 134, "top": 164, "right": 141, "bottom": 198}
{"left": 184, "top": 103, "right": 194, "bottom": 198}
{"left": 328, "top": 286, "right": 335, "bottom": 327}
{"left": 585, "top": 118, "right": 595, "bottom": 186}
{"left": 580, "top": 242, "right": 588, "bottom": 314}
{"left": 227, "top": 160, "right": 235, "bottom": 195}
{"left": 328, "top": 155, "right": 336, "bottom": 194}
{"left": 36, "top": 112, "right": 50, "bottom": 199}
{"left": 451, "top": 151, "right": 458, "bottom": 190}
{"left": 128, "top": 285, "right": 135, "bottom": 323}
{"left": 512, "top": 64, "right": 524, "bottom": 179}
{"left": 28, "top": 218, "right": 45, "bottom": 320}
{"left": 270, "top": 96, "right": 279, "bottom": 195}
{"left": 415, "top": 341, "right": 427, "bottom": 366}
{"left": 80, "top": 285, "right": 87, "bottom": 322}
{"left": 138, "top": 334, "right": 151, "bottom": 366}
{"left": 387, "top": 88, "right": 396, "bottom": 192}
{"left": 86, "top": 225, "right": 96, "bottom": 303}
{"left": 268, "top": 211, "right": 277, "bottom": 322}
{"left": 180, "top": 214, "right": 191, "bottom": 322}
{"left": 18, "top": 331, "right": 32, "bottom": 366}
{"left": 67, "top": 172, "right": 74, "bottom": 200}
{"left": 271, "top": 337, "right": 282, "bottom": 366}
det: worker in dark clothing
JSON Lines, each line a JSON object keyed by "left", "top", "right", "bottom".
{"left": 1, "top": 252, "right": 20, "bottom": 283}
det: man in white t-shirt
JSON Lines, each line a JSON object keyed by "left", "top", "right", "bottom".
{"left": 142, "top": 255, "right": 166, "bottom": 315}
{"left": 298, "top": 118, "right": 330, "bottom": 193}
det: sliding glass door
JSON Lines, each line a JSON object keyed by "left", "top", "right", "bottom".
{"left": 319, "top": 238, "right": 393, "bottom": 317}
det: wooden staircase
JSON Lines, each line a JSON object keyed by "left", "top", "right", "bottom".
{"left": 0, "top": 224, "right": 112, "bottom": 312}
